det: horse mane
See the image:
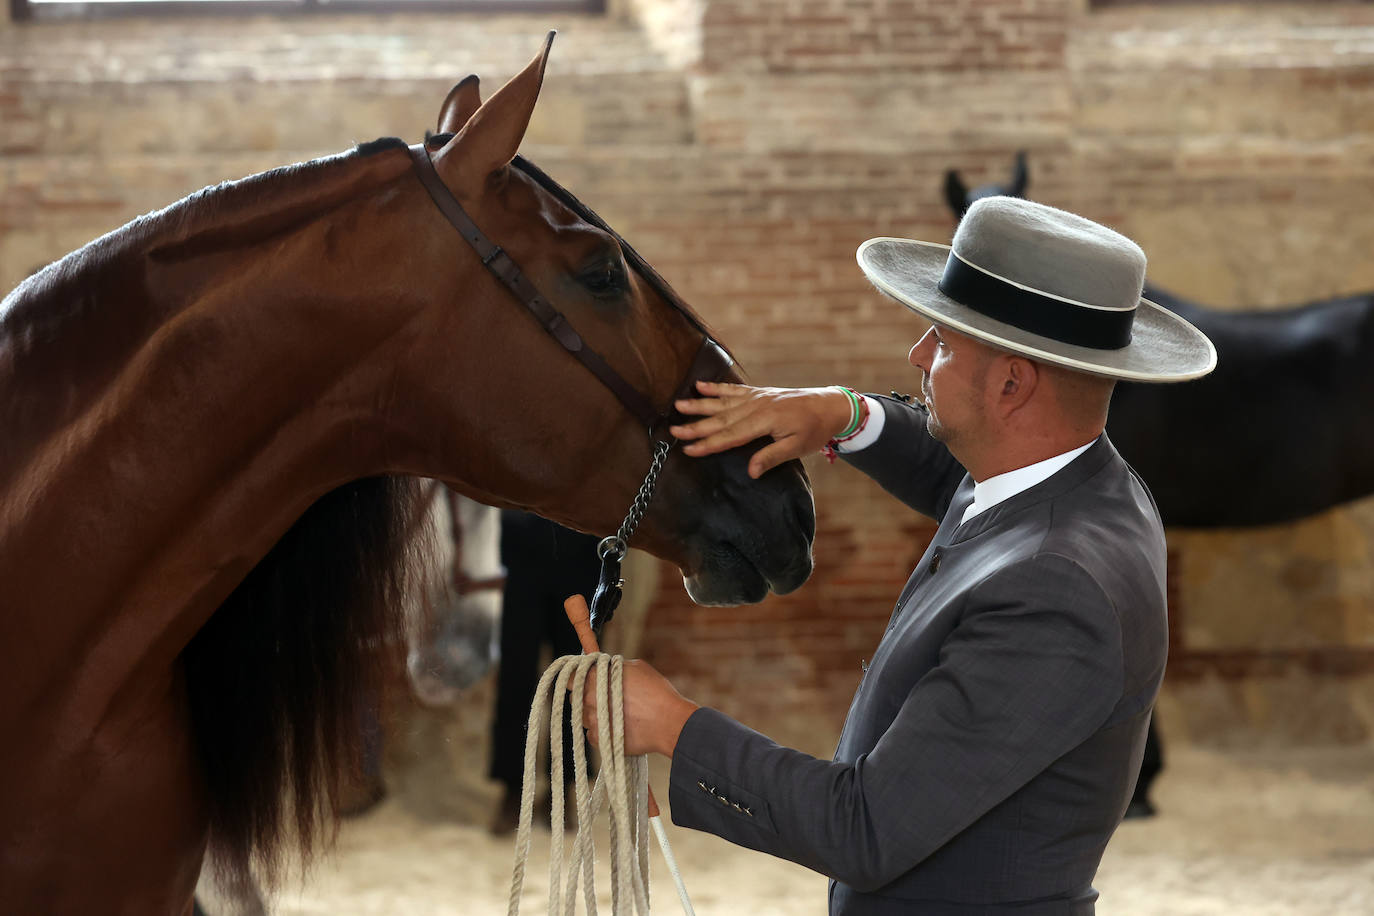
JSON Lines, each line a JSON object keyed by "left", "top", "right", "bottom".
{"left": 185, "top": 474, "right": 426, "bottom": 892}
{"left": 131, "top": 137, "right": 424, "bottom": 893}
{"left": 4, "top": 138, "right": 414, "bottom": 367}
{"left": 145, "top": 137, "right": 412, "bottom": 261}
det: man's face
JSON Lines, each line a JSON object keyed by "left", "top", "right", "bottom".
{"left": 907, "top": 324, "right": 994, "bottom": 451}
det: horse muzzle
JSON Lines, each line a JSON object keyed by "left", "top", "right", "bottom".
{"left": 675, "top": 452, "right": 815, "bottom": 607}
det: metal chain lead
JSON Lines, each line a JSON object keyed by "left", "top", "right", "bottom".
{"left": 598, "top": 438, "right": 672, "bottom": 562}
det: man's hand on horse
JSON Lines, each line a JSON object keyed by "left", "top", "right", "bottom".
{"left": 669, "top": 381, "right": 855, "bottom": 479}
{"left": 580, "top": 660, "right": 699, "bottom": 758}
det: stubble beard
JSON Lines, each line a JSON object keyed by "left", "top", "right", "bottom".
{"left": 921, "top": 381, "right": 950, "bottom": 444}
{"left": 925, "top": 410, "right": 950, "bottom": 444}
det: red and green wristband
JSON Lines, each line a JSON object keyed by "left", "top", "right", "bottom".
{"left": 822, "top": 386, "right": 870, "bottom": 463}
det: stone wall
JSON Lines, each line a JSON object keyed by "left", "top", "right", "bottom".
{"left": 3, "top": 0, "right": 1372, "bottom": 754}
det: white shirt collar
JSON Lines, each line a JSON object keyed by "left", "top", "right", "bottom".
{"left": 960, "top": 439, "right": 1096, "bottom": 526}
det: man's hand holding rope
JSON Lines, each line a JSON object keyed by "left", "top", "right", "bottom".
{"left": 581, "top": 660, "right": 698, "bottom": 758}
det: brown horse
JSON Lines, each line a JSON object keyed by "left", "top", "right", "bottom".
{"left": 0, "top": 34, "right": 815, "bottom": 914}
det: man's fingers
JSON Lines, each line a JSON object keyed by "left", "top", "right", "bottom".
{"left": 579, "top": 668, "right": 600, "bottom": 746}
{"left": 744, "top": 437, "right": 804, "bottom": 479}
{"left": 673, "top": 396, "right": 729, "bottom": 419}
{"left": 671, "top": 401, "right": 762, "bottom": 448}
{"left": 694, "top": 380, "right": 751, "bottom": 397}
{"left": 582, "top": 696, "right": 600, "bottom": 746}
{"left": 679, "top": 419, "right": 771, "bottom": 457}
{"left": 673, "top": 380, "right": 759, "bottom": 418}
{"left": 669, "top": 414, "right": 722, "bottom": 441}
{"left": 669, "top": 410, "right": 740, "bottom": 443}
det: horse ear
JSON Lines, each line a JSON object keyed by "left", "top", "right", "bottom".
{"left": 433, "top": 31, "right": 555, "bottom": 197}
{"left": 437, "top": 75, "right": 483, "bottom": 135}
{"left": 1009, "top": 150, "right": 1029, "bottom": 198}
{"left": 943, "top": 170, "right": 969, "bottom": 220}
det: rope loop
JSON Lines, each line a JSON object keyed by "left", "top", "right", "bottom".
{"left": 508, "top": 653, "right": 651, "bottom": 916}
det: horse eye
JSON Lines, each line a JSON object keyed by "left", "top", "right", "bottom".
{"left": 580, "top": 261, "right": 629, "bottom": 298}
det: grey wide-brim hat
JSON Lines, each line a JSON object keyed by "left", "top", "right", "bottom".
{"left": 856, "top": 196, "right": 1216, "bottom": 382}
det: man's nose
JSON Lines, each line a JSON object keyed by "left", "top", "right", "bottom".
{"left": 909, "top": 327, "right": 936, "bottom": 371}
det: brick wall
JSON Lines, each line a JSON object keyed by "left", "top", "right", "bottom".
{"left": 699, "top": 0, "right": 1073, "bottom": 75}
{"left": 3, "top": 0, "right": 1373, "bottom": 752}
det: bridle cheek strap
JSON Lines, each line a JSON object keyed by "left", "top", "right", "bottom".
{"left": 408, "top": 144, "right": 665, "bottom": 430}
{"left": 409, "top": 143, "right": 737, "bottom": 635}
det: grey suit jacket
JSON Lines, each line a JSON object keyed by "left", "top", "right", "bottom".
{"left": 669, "top": 396, "right": 1168, "bottom": 914}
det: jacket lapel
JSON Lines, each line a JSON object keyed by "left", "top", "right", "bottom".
{"left": 893, "top": 477, "right": 976, "bottom": 611}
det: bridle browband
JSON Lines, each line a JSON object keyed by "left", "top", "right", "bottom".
{"left": 407, "top": 142, "right": 731, "bottom": 633}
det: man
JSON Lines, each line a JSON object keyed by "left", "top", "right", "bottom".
{"left": 584, "top": 196, "right": 1216, "bottom": 914}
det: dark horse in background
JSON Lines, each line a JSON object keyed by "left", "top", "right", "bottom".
{"left": 0, "top": 35, "right": 815, "bottom": 914}
{"left": 946, "top": 156, "right": 1374, "bottom": 527}
{"left": 946, "top": 154, "right": 1374, "bottom": 817}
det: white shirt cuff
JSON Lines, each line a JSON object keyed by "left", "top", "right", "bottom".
{"left": 833, "top": 395, "right": 886, "bottom": 453}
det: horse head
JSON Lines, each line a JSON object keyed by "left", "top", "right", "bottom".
{"left": 390, "top": 34, "right": 815, "bottom": 605}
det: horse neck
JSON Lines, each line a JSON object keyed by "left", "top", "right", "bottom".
{"left": 0, "top": 145, "right": 430, "bottom": 701}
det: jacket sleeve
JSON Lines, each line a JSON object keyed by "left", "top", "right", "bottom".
{"left": 839, "top": 395, "right": 967, "bottom": 522}
{"left": 666, "top": 554, "right": 1124, "bottom": 891}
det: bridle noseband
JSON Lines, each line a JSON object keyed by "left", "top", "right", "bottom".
{"left": 408, "top": 143, "right": 732, "bottom": 635}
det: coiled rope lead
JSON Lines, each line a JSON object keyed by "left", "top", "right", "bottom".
{"left": 506, "top": 596, "right": 695, "bottom": 916}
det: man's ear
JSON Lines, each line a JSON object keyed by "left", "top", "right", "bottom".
{"left": 436, "top": 75, "right": 482, "bottom": 136}
{"left": 431, "top": 31, "right": 555, "bottom": 200}
{"left": 999, "top": 356, "right": 1039, "bottom": 416}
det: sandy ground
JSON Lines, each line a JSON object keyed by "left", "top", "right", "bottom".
{"left": 237, "top": 703, "right": 1374, "bottom": 916}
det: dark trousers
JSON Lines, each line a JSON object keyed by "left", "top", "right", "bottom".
{"left": 489, "top": 511, "right": 602, "bottom": 792}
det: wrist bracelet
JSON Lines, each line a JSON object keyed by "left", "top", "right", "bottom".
{"left": 822, "top": 389, "right": 870, "bottom": 463}
{"left": 833, "top": 386, "right": 862, "bottom": 439}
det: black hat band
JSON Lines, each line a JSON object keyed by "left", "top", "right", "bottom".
{"left": 938, "top": 252, "right": 1135, "bottom": 351}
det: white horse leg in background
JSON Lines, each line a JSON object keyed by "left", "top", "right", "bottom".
{"left": 401, "top": 480, "right": 659, "bottom": 706}
{"left": 406, "top": 483, "right": 505, "bottom": 708}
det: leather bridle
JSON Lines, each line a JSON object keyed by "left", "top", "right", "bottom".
{"left": 408, "top": 142, "right": 733, "bottom": 634}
